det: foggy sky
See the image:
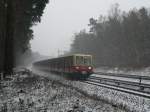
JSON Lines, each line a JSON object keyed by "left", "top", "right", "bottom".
{"left": 31, "top": 0, "right": 150, "bottom": 57}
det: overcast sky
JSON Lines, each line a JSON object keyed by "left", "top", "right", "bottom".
{"left": 31, "top": 0, "right": 150, "bottom": 57}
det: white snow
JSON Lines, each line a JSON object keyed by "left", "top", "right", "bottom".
{"left": 0, "top": 70, "right": 126, "bottom": 112}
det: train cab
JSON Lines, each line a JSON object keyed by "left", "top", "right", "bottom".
{"left": 72, "top": 54, "right": 93, "bottom": 76}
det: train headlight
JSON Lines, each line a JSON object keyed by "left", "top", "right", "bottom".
{"left": 75, "top": 66, "right": 79, "bottom": 69}
{"left": 88, "top": 67, "right": 92, "bottom": 69}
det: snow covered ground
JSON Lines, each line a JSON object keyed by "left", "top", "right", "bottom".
{"left": 70, "top": 81, "right": 150, "bottom": 112}
{"left": 32, "top": 68, "right": 150, "bottom": 112}
{"left": 65, "top": 67, "right": 150, "bottom": 112}
{"left": 1, "top": 67, "right": 150, "bottom": 112}
{"left": 0, "top": 71, "right": 126, "bottom": 112}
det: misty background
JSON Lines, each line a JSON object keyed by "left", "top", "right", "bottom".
{"left": 31, "top": 0, "right": 150, "bottom": 56}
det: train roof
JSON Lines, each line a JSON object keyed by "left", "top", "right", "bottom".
{"left": 33, "top": 54, "right": 92, "bottom": 65}
{"left": 59, "top": 54, "right": 92, "bottom": 57}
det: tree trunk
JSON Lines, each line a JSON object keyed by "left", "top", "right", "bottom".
{"left": 0, "top": 0, "right": 7, "bottom": 73}
{"left": 4, "top": 0, "right": 14, "bottom": 76}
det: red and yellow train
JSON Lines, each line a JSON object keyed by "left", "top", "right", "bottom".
{"left": 33, "top": 54, "right": 93, "bottom": 79}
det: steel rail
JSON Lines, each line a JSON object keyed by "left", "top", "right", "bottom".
{"left": 89, "top": 76, "right": 150, "bottom": 89}
{"left": 82, "top": 80, "right": 150, "bottom": 99}
{"left": 94, "top": 72, "right": 150, "bottom": 80}
{"left": 87, "top": 78, "right": 150, "bottom": 94}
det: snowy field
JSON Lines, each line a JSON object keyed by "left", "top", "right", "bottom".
{"left": 65, "top": 67, "right": 150, "bottom": 112}
{"left": 0, "top": 71, "right": 126, "bottom": 112}
{"left": 1, "top": 67, "right": 150, "bottom": 112}
{"left": 70, "top": 81, "right": 150, "bottom": 112}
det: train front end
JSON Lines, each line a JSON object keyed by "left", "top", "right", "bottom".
{"left": 71, "top": 54, "right": 93, "bottom": 79}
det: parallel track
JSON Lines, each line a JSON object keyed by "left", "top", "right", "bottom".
{"left": 95, "top": 72, "right": 150, "bottom": 80}
{"left": 82, "top": 80, "right": 150, "bottom": 98}
{"left": 90, "top": 76, "right": 150, "bottom": 89}
{"left": 80, "top": 72, "right": 150, "bottom": 98}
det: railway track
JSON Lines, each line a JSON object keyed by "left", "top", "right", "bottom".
{"left": 95, "top": 72, "right": 150, "bottom": 80}
{"left": 81, "top": 72, "right": 150, "bottom": 98}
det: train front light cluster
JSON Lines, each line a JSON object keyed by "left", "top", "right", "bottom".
{"left": 88, "top": 66, "right": 92, "bottom": 70}
{"left": 75, "top": 66, "right": 79, "bottom": 69}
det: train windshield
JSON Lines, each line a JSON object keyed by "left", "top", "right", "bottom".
{"left": 76, "top": 56, "right": 92, "bottom": 66}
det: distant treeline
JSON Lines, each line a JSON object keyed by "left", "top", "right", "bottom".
{"left": 70, "top": 4, "right": 150, "bottom": 68}
{"left": 0, "top": 0, "right": 49, "bottom": 74}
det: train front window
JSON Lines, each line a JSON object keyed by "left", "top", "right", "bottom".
{"left": 76, "top": 56, "right": 84, "bottom": 65}
{"left": 84, "top": 56, "right": 91, "bottom": 65}
{"left": 76, "top": 56, "right": 91, "bottom": 66}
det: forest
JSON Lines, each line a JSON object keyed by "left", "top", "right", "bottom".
{"left": 70, "top": 4, "right": 150, "bottom": 68}
{"left": 0, "top": 0, "right": 49, "bottom": 75}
